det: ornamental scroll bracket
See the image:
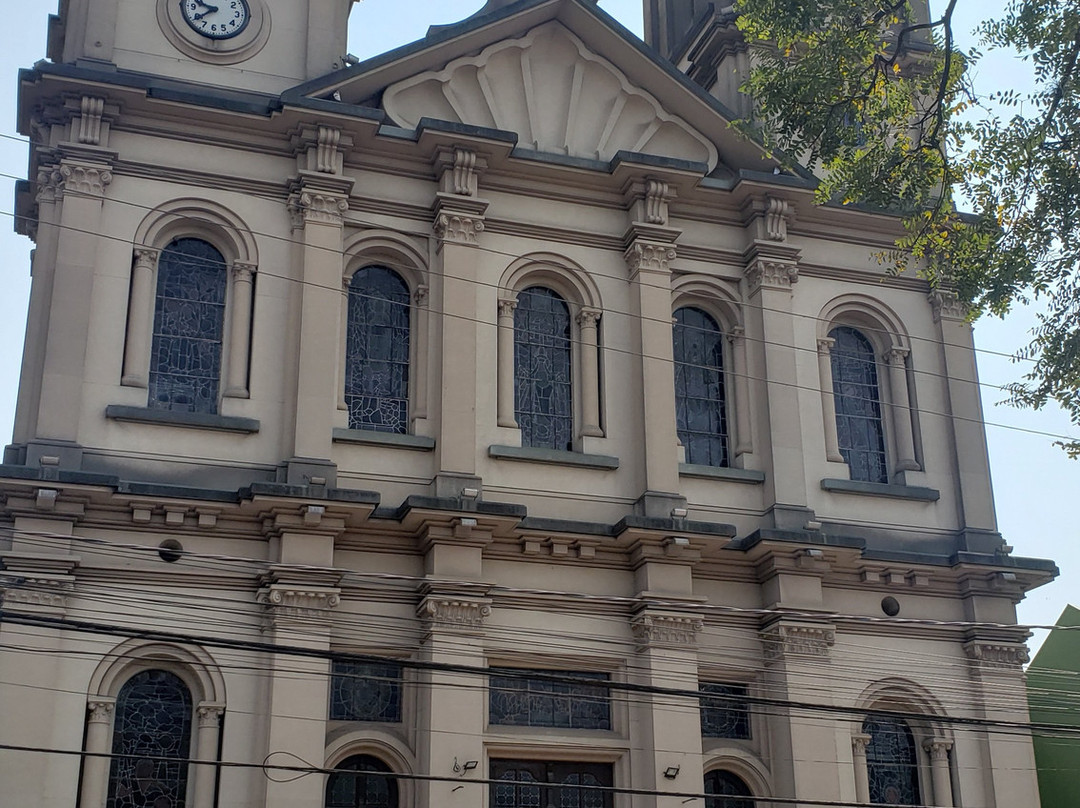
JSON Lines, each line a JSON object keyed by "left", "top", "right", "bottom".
{"left": 291, "top": 123, "right": 354, "bottom": 175}
{"left": 434, "top": 146, "right": 489, "bottom": 197}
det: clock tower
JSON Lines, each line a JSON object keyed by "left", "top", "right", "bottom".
{"left": 47, "top": 0, "right": 359, "bottom": 93}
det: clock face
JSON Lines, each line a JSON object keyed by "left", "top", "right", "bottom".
{"left": 180, "top": 0, "right": 250, "bottom": 40}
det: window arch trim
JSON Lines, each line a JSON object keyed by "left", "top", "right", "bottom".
{"left": 324, "top": 733, "right": 416, "bottom": 808}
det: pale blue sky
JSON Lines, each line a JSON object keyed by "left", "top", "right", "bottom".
{"left": 1, "top": 0, "right": 1075, "bottom": 650}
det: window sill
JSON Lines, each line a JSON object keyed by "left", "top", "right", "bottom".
{"left": 489, "top": 444, "right": 619, "bottom": 470}
{"left": 332, "top": 427, "right": 435, "bottom": 451}
{"left": 820, "top": 478, "right": 940, "bottom": 502}
{"left": 106, "top": 405, "right": 260, "bottom": 434}
{"left": 679, "top": 463, "right": 765, "bottom": 484}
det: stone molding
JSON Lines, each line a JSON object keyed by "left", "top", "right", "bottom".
{"left": 258, "top": 583, "right": 341, "bottom": 622}
{"left": 625, "top": 241, "right": 677, "bottom": 274}
{"left": 851, "top": 733, "right": 872, "bottom": 754}
{"left": 631, "top": 611, "right": 704, "bottom": 650}
{"left": 289, "top": 190, "right": 349, "bottom": 228}
{"left": 765, "top": 196, "right": 790, "bottom": 241}
{"left": 745, "top": 259, "right": 798, "bottom": 291}
{"left": 77, "top": 96, "right": 106, "bottom": 146}
{"left": 417, "top": 596, "right": 492, "bottom": 630}
{"left": 231, "top": 261, "right": 257, "bottom": 282}
{"left": 434, "top": 211, "right": 485, "bottom": 244}
{"left": 929, "top": 288, "right": 970, "bottom": 322}
{"left": 963, "top": 640, "right": 1029, "bottom": 669}
{"left": 197, "top": 703, "right": 226, "bottom": 728}
{"left": 761, "top": 622, "right": 836, "bottom": 660}
{"left": 924, "top": 738, "right": 953, "bottom": 760}
{"left": 35, "top": 165, "right": 64, "bottom": 206}
{"left": 60, "top": 162, "right": 113, "bottom": 197}
{"left": 87, "top": 698, "right": 116, "bottom": 724}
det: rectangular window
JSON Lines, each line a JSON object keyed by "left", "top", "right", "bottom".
{"left": 700, "top": 682, "right": 751, "bottom": 739}
{"left": 329, "top": 660, "right": 402, "bottom": 722}
{"left": 491, "top": 760, "right": 613, "bottom": 808}
{"left": 489, "top": 669, "right": 611, "bottom": 730}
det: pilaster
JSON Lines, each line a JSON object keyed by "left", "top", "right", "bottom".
{"left": 624, "top": 209, "right": 684, "bottom": 517}
{"left": 431, "top": 147, "right": 489, "bottom": 496}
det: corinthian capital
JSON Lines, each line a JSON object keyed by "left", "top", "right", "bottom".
{"left": 59, "top": 162, "right": 113, "bottom": 197}
{"left": 745, "top": 259, "right": 798, "bottom": 291}
{"left": 624, "top": 241, "right": 677, "bottom": 274}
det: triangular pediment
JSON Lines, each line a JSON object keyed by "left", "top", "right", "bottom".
{"left": 383, "top": 22, "right": 718, "bottom": 169}
{"left": 293, "top": 0, "right": 790, "bottom": 178}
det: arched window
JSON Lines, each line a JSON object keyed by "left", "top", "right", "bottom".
{"left": 345, "top": 267, "right": 412, "bottom": 433}
{"left": 829, "top": 326, "right": 887, "bottom": 483}
{"left": 673, "top": 307, "right": 728, "bottom": 467}
{"left": 106, "top": 669, "right": 193, "bottom": 808}
{"left": 148, "top": 238, "right": 228, "bottom": 414}
{"left": 326, "top": 754, "right": 399, "bottom": 808}
{"left": 864, "top": 715, "right": 921, "bottom": 805}
{"left": 514, "top": 286, "right": 573, "bottom": 450}
{"left": 704, "top": 769, "right": 754, "bottom": 808}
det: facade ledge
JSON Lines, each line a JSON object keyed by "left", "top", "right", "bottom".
{"left": 105, "top": 405, "right": 260, "bottom": 434}
{"left": 679, "top": 463, "right": 765, "bottom": 484}
{"left": 820, "top": 478, "right": 940, "bottom": 502}
{"left": 488, "top": 444, "right": 619, "bottom": 470}
{"left": 332, "top": 427, "right": 435, "bottom": 451}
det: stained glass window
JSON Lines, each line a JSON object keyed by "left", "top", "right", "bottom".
{"left": 700, "top": 683, "right": 751, "bottom": 739}
{"left": 489, "top": 669, "right": 610, "bottom": 729}
{"left": 864, "top": 715, "right": 921, "bottom": 805}
{"left": 514, "top": 287, "right": 573, "bottom": 450}
{"left": 674, "top": 307, "right": 729, "bottom": 467}
{"left": 106, "top": 669, "right": 193, "bottom": 808}
{"left": 148, "top": 238, "right": 227, "bottom": 414}
{"left": 704, "top": 769, "right": 754, "bottom": 808}
{"left": 345, "top": 267, "right": 411, "bottom": 434}
{"left": 830, "top": 326, "right": 888, "bottom": 483}
{"left": 329, "top": 661, "right": 402, "bottom": 722}
{"left": 325, "top": 755, "right": 398, "bottom": 808}
{"left": 491, "top": 760, "right": 612, "bottom": 808}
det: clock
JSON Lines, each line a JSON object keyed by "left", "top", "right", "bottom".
{"left": 180, "top": 0, "right": 251, "bottom": 40}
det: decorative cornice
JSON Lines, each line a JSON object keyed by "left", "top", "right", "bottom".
{"left": 761, "top": 622, "right": 836, "bottom": 660}
{"left": 625, "top": 241, "right": 677, "bottom": 274}
{"left": 963, "top": 640, "right": 1029, "bottom": 669}
{"left": 745, "top": 259, "right": 799, "bottom": 291}
{"left": 631, "top": 611, "right": 704, "bottom": 650}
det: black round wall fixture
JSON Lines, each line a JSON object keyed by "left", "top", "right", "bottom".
{"left": 881, "top": 596, "right": 901, "bottom": 616}
{"left": 158, "top": 539, "right": 184, "bottom": 563}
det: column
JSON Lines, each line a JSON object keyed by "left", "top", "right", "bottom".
{"left": 577, "top": 308, "right": 603, "bottom": 437}
{"left": 817, "top": 337, "right": 844, "bottom": 463}
{"left": 497, "top": 298, "right": 518, "bottom": 428}
{"left": 925, "top": 739, "right": 954, "bottom": 807}
{"left": 224, "top": 262, "right": 256, "bottom": 398}
{"left": 32, "top": 157, "right": 113, "bottom": 465}
{"left": 79, "top": 699, "right": 116, "bottom": 808}
{"left": 886, "top": 348, "right": 919, "bottom": 472}
{"left": 121, "top": 247, "right": 159, "bottom": 388}
{"left": 851, "top": 734, "right": 871, "bottom": 804}
{"left": 193, "top": 703, "right": 225, "bottom": 808}
{"left": 286, "top": 177, "right": 352, "bottom": 484}
{"left": 625, "top": 234, "right": 682, "bottom": 516}
{"left": 413, "top": 285, "right": 430, "bottom": 422}
{"left": 728, "top": 327, "right": 753, "bottom": 456}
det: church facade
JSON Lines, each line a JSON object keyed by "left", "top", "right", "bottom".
{"left": 0, "top": 1, "right": 1056, "bottom": 807}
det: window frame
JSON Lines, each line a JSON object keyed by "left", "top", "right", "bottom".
{"left": 489, "top": 758, "right": 615, "bottom": 808}
{"left": 828, "top": 325, "right": 890, "bottom": 484}
{"left": 862, "top": 714, "right": 924, "bottom": 806}
{"left": 673, "top": 305, "right": 732, "bottom": 468}
{"left": 329, "top": 659, "right": 405, "bottom": 724}
{"left": 487, "top": 668, "right": 613, "bottom": 731}
{"left": 699, "top": 682, "right": 752, "bottom": 740}
{"left": 324, "top": 753, "right": 400, "bottom": 808}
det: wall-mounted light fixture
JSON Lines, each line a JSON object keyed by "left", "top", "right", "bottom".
{"left": 663, "top": 765, "right": 681, "bottom": 780}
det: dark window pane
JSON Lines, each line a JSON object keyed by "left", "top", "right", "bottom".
{"left": 700, "top": 683, "right": 751, "bottom": 739}
{"left": 514, "top": 287, "right": 573, "bottom": 450}
{"left": 325, "top": 755, "right": 398, "bottom": 808}
{"left": 704, "top": 770, "right": 754, "bottom": 808}
{"left": 864, "top": 715, "right": 921, "bottom": 805}
{"left": 106, "top": 670, "right": 193, "bottom": 808}
{"left": 346, "top": 267, "right": 411, "bottom": 434}
{"left": 489, "top": 670, "right": 610, "bottom": 730}
{"left": 830, "top": 327, "right": 887, "bottom": 483}
{"left": 329, "top": 661, "right": 402, "bottom": 722}
{"left": 491, "top": 760, "right": 612, "bottom": 808}
{"left": 148, "top": 238, "right": 227, "bottom": 414}
{"left": 674, "top": 308, "right": 728, "bottom": 467}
